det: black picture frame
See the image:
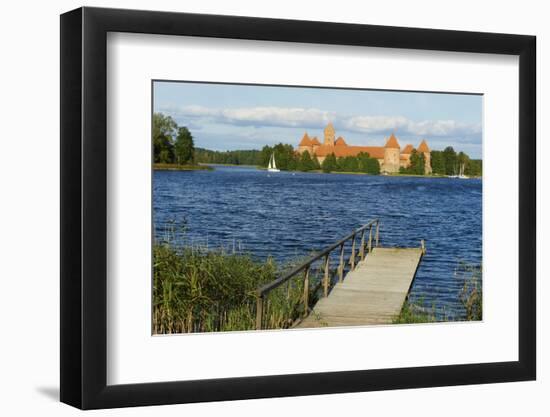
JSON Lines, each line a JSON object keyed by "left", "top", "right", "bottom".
{"left": 60, "top": 6, "right": 536, "bottom": 410}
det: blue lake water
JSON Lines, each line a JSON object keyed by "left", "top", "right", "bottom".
{"left": 153, "top": 165, "right": 482, "bottom": 319}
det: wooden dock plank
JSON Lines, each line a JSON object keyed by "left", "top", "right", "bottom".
{"left": 297, "top": 247, "right": 423, "bottom": 328}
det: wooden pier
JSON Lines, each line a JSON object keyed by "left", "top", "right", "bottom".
{"left": 255, "top": 220, "right": 425, "bottom": 330}
{"left": 297, "top": 247, "right": 424, "bottom": 328}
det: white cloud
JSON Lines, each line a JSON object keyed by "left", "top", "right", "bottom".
{"left": 344, "top": 115, "right": 481, "bottom": 137}
{"left": 159, "top": 104, "right": 480, "bottom": 139}
{"left": 343, "top": 115, "right": 409, "bottom": 133}
{"left": 163, "top": 105, "right": 335, "bottom": 129}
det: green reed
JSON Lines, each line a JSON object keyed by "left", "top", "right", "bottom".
{"left": 393, "top": 261, "right": 482, "bottom": 324}
{"left": 153, "top": 242, "right": 308, "bottom": 334}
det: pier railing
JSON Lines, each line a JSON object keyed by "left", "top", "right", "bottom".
{"left": 255, "top": 219, "right": 380, "bottom": 330}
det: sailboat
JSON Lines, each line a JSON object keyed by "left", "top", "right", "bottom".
{"left": 457, "top": 163, "right": 468, "bottom": 179}
{"left": 267, "top": 153, "right": 280, "bottom": 172}
{"left": 448, "top": 163, "right": 459, "bottom": 179}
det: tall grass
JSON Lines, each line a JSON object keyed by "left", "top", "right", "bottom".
{"left": 456, "top": 262, "right": 482, "bottom": 321}
{"left": 153, "top": 243, "right": 307, "bottom": 333}
{"left": 393, "top": 261, "right": 482, "bottom": 324}
{"left": 392, "top": 297, "right": 437, "bottom": 324}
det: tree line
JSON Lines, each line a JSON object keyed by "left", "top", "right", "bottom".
{"left": 153, "top": 113, "right": 195, "bottom": 165}
{"left": 399, "top": 149, "right": 426, "bottom": 175}
{"left": 194, "top": 148, "right": 263, "bottom": 166}
{"left": 430, "top": 146, "right": 482, "bottom": 177}
{"left": 317, "top": 152, "right": 380, "bottom": 174}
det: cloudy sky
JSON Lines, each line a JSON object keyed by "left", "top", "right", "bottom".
{"left": 153, "top": 81, "right": 483, "bottom": 159}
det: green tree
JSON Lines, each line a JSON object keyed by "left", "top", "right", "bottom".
{"left": 337, "top": 156, "right": 359, "bottom": 172}
{"left": 364, "top": 157, "right": 380, "bottom": 175}
{"left": 399, "top": 150, "right": 425, "bottom": 175}
{"left": 409, "top": 150, "right": 426, "bottom": 175}
{"left": 272, "top": 143, "right": 298, "bottom": 170}
{"left": 298, "top": 151, "right": 317, "bottom": 171}
{"left": 194, "top": 148, "right": 264, "bottom": 166}
{"left": 174, "top": 126, "right": 195, "bottom": 164}
{"left": 356, "top": 152, "right": 380, "bottom": 175}
{"left": 465, "top": 159, "right": 482, "bottom": 177}
{"left": 442, "top": 146, "right": 458, "bottom": 176}
{"left": 430, "top": 150, "right": 445, "bottom": 175}
{"left": 153, "top": 113, "right": 177, "bottom": 163}
{"left": 155, "top": 134, "right": 175, "bottom": 163}
{"left": 321, "top": 153, "right": 338, "bottom": 173}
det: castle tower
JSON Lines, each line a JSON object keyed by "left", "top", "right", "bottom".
{"left": 383, "top": 133, "right": 401, "bottom": 173}
{"left": 310, "top": 137, "right": 321, "bottom": 154}
{"left": 324, "top": 122, "right": 335, "bottom": 146}
{"left": 417, "top": 139, "right": 432, "bottom": 174}
{"left": 335, "top": 136, "right": 347, "bottom": 146}
{"left": 298, "top": 132, "right": 313, "bottom": 155}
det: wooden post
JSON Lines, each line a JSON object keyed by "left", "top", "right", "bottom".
{"left": 323, "top": 254, "right": 330, "bottom": 297}
{"left": 350, "top": 233, "right": 356, "bottom": 270}
{"left": 338, "top": 243, "right": 345, "bottom": 282}
{"left": 368, "top": 225, "right": 373, "bottom": 253}
{"left": 255, "top": 294, "right": 264, "bottom": 330}
{"left": 375, "top": 221, "right": 380, "bottom": 247}
{"left": 303, "top": 265, "right": 310, "bottom": 317}
{"left": 421, "top": 239, "right": 426, "bottom": 255}
{"left": 359, "top": 229, "right": 366, "bottom": 261}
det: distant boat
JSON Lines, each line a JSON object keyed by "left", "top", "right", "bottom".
{"left": 267, "top": 153, "right": 280, "bottom": 172}
{"left": 458, "top": 163, "right": 469, "bottom": 179}
{"left": 448, "top": 164, "right": 459, "bottom": 179}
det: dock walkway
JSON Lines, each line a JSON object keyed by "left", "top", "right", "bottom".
{"left": 297, "top": 247, "right": 423, "bottom": 328}
{"left": 254, "top": 220, "right": 425, "bottom": 330}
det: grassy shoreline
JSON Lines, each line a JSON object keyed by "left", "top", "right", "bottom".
{"left": 153, "top": 242, "right": 307, "bottom": 333}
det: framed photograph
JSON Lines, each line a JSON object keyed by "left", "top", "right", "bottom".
{"left": 60, "top": 6, "right": 536, "bottom": 409}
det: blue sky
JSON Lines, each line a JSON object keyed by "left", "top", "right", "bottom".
{"left": 153, "top": 81, "right": 483, "bottom": 158}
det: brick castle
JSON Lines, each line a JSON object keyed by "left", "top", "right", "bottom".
{"left": 297, "top": 122, "right": 432, "bottom": 174}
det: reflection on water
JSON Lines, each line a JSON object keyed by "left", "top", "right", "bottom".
{"left": 153, "top": 166, "right": 482, "bottom": 319}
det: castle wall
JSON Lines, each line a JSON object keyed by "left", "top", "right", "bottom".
{"left": 382, "top": 148, "right": 400, "bottom": 173}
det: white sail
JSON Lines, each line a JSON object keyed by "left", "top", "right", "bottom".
{"left": 458, "top": 163, "right": 468, "bottom": 179}
{"left": 267, "top": 152, "right": 280, "bottom": 172}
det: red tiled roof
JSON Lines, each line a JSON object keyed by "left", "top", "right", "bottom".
{"left": 310, "top": 137, "right": 321, "bottom": 145}
{"left": 351, "top": 146, "right": 385, "bottom": 159}
{"left": 335, "top": 136, "right": 347, "bottom": 146}
{"left": 314, "top": 145, "right": 385, "bottom": 159}
{"left": 402, "top": 144, "right": 414, "bottom": 154}
{"left": 299, "top": 133, "right": 312, "bottom": 146}
{"left": 385, "top": 133, "right": 400, "bottom": 149}
{"left": 417, "top": 139, "right": 430, "bottom": 153}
